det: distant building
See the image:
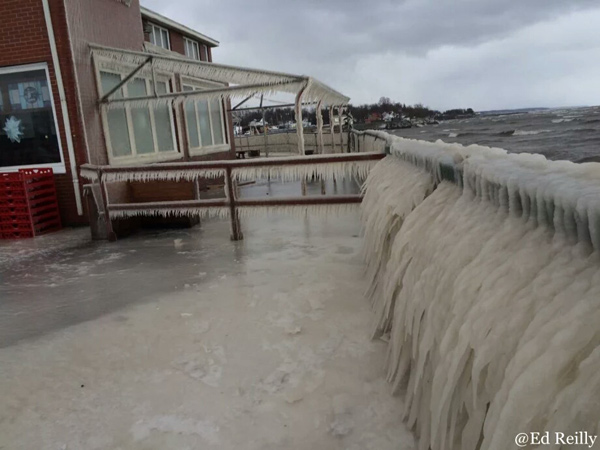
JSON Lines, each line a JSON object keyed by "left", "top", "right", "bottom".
{"left": 365, "top": 112, "right": 382, "bottom": 124}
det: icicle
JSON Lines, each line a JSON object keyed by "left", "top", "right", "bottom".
{"left": 232, "top": 157, "right": 379, "bottom": 183}
{"left": 109, "top": 206, "right": 229, "bottom": 220}
{"left": 101, "top": 168, "right": 225, "bottom": 183}
{"left": 237, "top": 203, "right": 358, "bottom": 219}
{"left": 361, "top": 141, "right": 600, "bottom": 450}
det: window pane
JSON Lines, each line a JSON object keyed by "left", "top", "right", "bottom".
{"left": 107, "top": 110, "right": 132, "bottom": 157}
{"left": 0, "top": 67, "right": 62, "bottom": 167}
{"left": 100, "top": 72, "right": 131, "bottom": 157}
{"left": 161, "top": 29, "right": 169, "bottom": 49}
{"left": 209, "top": 99, "right": 224, "bottom": 145}
{"left": 154, "top": 82, "right": 175, "bottom": 152}
{"left": 128, "top": 79, "right": 154, "bottom": 154}
{"left": 100, "top": 71, "right": 123, "bottom": 99}
{"left": 197, "top": 100, "right": 212, "bottom": 146}
{"left": 183, "top": 86, "right": 199, "bottom": 148}
{"left": 128, "top": 78, "right": 147, "bottom": 98}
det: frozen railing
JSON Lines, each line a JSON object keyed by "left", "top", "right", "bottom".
{"left": 359, "top": 130, "right": 600, "bottom": 450}
{"left": 234, "top": 130, "right": 349, "bottom": 155}
{"left": 353, "top": 129, "right": 600, "bottom": 249}
{"left": 80, "top": 152, "right": 384, "bottom": 241}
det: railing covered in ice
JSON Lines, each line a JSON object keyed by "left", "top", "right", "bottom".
{"left": 359, "top": 129, "right": 600, "bottom": 450}
{"left": 80, "top": 152, "right": 384, "bottom": 241}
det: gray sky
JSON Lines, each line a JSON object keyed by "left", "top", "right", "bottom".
{"left": 141, "top": 0, "right": 600, "bottom": 111}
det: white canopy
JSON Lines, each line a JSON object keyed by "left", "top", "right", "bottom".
{"left": 91, "top": 44, "right": 350, "bottom": 109}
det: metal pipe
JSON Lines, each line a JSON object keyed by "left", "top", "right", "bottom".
{"left": 41, "top": 0, "right": 83, "bottom": 215}
{"left": 80, "top": 152, "right": 385, "bottom": 175}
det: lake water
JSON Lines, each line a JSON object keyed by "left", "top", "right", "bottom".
{"left": 390, "top": 106, "right": 600, "bottom": 162}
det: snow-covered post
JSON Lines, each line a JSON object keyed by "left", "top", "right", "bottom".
{"left": 295, "top": 85, "right": 307, "bottom": 155}
{"left": 316, "top": 100, "right": 324, "bottom": 154}
{"left": 329, "top": 106, "right": 335, "bottom": 154}
{"left": 338, "top": 105, "right": 344, "bottom": 153}
{"left": 225, "top": 167, "right": 243, "bottom": 241}
{"left": 97, "top": 169, "right": 117, "bottom": 242}
{"left": 262, "top": 108, "right": 269, "bottom": 157}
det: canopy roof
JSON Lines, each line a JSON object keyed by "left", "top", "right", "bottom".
{"left": 91, "top": 44, "right": 350, "bottom": 109}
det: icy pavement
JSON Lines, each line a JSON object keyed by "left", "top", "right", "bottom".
{"left": 0, "top": 211, "right": 415, "bottom": 449}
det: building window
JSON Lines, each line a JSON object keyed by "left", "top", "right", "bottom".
{"left": 99, "top": 71, "right": 179, "bottom": 163}
{"left": 184, "top": 38, "right": 200, "bottom": 61}
{"left": 148, "top": 23, "right": 170, "bottom": 50}
{"left": 0, "top": 63, "right": 64, "bottom": 172}
{"left": 182, "top": 81, "right": 227, "bottom": 155}
{"left": 201, "top": 45, "right": 209, "bottom": 62}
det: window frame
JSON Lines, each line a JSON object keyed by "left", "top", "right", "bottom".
{"left": 0, "top": 62, "right": 66, "bottom": 174}
{"left": 148, "top": 23, "right": 171, "bottom": 50}
{"left": 201, "top": 44, "right": 209, "bottom": 62}
{"left": 181, "top": 76, "right": 229, "bottom": 156}
{"left": 96, "top": 66, "right": 181, "bottom": 166}
{"left": 184, "top": 37, "right": 200, "bottom": 61}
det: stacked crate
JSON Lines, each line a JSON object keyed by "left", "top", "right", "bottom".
{"left": 0, "top": 168, "right": 62, "bottom": 239}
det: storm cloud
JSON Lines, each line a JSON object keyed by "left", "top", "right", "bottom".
{"left": 142, "top": 0, "right": 600, "bottom": 110}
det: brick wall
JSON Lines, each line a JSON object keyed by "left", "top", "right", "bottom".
{"left": 169, "top": 30, "right": 185, "bottom": 55}
{"left": 0, "top": 0, "right": 87, "bottom": 225}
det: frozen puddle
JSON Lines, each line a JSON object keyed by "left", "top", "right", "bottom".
{"left": 0, "top": 212, "right": 415, "bottom": 450}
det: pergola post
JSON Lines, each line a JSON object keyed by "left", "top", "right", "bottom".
{"left": 338, "top": 105, "right": 344, "bottom": 153}
{"left": 316, "top": 100, "right": 323, "bottom": 154}
{"left": 295, "top": 86, "right": 306, "bottom": 155}
{"left": 329, "top": 106, "right": 335, "bottom": 154}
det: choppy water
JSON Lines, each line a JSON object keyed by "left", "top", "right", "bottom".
{"left": 391, "top": 106, "right": 600, "bottom": 162}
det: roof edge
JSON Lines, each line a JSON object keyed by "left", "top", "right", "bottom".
{"left": 140, "top": 6, "right": 220, "bottom": 47}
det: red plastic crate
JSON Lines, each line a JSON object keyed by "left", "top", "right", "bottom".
{"left": 0, "top": 168, "right": 61, "bottom": 239}
{"left": 1, "top": 229, "right": 34, "bottom": 239}
{"left": 0, "top": 205, "right": 30, "bottom": 216}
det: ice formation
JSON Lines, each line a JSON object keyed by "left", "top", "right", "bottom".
{"left": 360, "top": 131, "right": 600, "bottom": 450}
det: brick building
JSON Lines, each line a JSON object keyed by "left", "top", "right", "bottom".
{"left": 0, "top": 0, "right": 232, "bottom": 226}
{"left": 1, "top": 0, "right": 348, "bottom": 231}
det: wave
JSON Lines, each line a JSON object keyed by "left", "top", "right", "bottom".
{"left": 512, "top": 129, "right": 551, "bottom": 136}
{"left": 572, "top": 127, "right": 598, "bottom": 133}
{"left": 448, "top": 133, "right": 459, "bottom": 138}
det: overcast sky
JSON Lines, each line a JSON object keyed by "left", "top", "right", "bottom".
{"left": 141, "top": 0, "right": 600, "bottom": 111}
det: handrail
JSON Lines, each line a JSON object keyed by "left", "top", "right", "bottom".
{"left": 350, "top": 128, "right": 600, "bottom": 250}
{"left": 81, "top": 152, "right": 385, "bottom": 241}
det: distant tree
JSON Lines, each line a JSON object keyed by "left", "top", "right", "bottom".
{"left": 378, "top": 96, "right": 392, "bottom": 106}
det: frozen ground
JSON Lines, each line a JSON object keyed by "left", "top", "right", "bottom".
{"left": 0, "top": 210, "right": 414, "bottom": 449}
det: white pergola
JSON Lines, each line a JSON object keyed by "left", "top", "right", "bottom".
{"left": 91, "top": 44, "right": 350, "bottom": 156}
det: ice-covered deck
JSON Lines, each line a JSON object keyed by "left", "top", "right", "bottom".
{"left": 0, "top": 211, "right": 414, "bottom": 449}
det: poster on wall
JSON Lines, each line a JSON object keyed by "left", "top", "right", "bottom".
{"left": 0, "top": 67, "right": 62, "bottom": 169}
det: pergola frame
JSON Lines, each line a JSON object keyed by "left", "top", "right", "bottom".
{"left": 91, "top": 44, "right": 350, "bottom": 155}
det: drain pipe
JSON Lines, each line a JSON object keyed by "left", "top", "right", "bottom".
{"left": 41, "top": 0, "right": 83, "bottom": 215}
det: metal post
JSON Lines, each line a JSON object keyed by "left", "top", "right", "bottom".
{"left": 225, "top": 167, "right": 243, "bottom": 240}
{"left": 295, "top": 85, "right": 307, "bottom": 155}
{"left": 262, "top": 108, "right": 269, "bottom": 157}
{"left": 338, "top": 105, "right": 344, "bottom": 153}
{"left": 316, "top": 100, "right": 323, "bottom": 154}
{"left": 329, "top": 106, "right": 335, "bottom": 154}
{"left": 97, "top": 169, "right": 117, "bottom": 242}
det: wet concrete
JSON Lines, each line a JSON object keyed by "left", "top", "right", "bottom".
{"left": 0, "top": 201, "right": 414, "bottom": 448}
